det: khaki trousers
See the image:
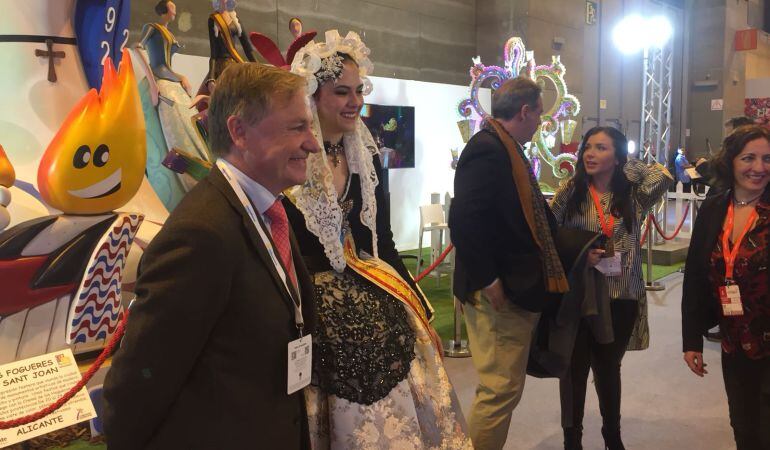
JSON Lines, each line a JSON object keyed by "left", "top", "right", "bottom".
{"left": 463, "top": 292, "right": 541, "bottom": 450}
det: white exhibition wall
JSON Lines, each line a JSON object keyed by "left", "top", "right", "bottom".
{"left": 174, "top": 54, "right": 491, "bottom": 250}
{"left": 747, "top": 78, "right": 770, "bottom": 98}
{"left": 366, "top": 76, "right": 491, "bottom": 250}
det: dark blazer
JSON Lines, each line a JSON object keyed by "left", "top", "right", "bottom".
{"left": 682, "top": 191, "right": 730, "bottom": 353}
{"left": 449, "top": 128, "right": 558, "bottom": 312}
{"left": 103, "top": 167, "right": 315, "bottom": 449}
{"left": 528, "top": 228, "right": 605, "bottom": 378}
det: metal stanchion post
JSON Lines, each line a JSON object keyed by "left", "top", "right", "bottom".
{"left": 646, "top": 205, "right": 665, "bottom": 291}
{"left": 442, "top": 228, "right": 471, "bottom": 358}
{"left": 443, "top": 298, "right": 471, "bottom": 357}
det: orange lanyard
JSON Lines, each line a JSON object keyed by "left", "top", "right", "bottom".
{"left": 589, "top": 185, "right": 615, "bottom": 238}
{"left": 721, "top": 201, "right": 758, "bottom": 281}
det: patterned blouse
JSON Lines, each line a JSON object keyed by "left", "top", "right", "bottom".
{"left": 551, "top": 159, "right": 672, "bottom": 350}
{"left": 708, "top": 201, "right": 770, "bottom": 359}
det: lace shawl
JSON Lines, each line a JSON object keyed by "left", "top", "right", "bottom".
{"left": 289, "top": 106, "right": 380, "bottom": 272}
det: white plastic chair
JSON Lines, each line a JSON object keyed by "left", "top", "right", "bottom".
{"left": 417, "top": 203, "right": 449, "bottom": 276}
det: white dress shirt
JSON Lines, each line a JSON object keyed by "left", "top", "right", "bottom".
{"left": 218, "top": 159, "right": 298, "bottom": 290}
{"left": 218, "top": 158, "right": 279, "bottom": 229}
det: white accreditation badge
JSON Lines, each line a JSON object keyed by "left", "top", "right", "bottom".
{"left": 719, "top": 284, "right": 744, "bottom": 317}
{"left": 596, "top": 253, "right": 622, "bottom": 277}
{"left": 287, "top": 334, "right": 312, "bottom": 394}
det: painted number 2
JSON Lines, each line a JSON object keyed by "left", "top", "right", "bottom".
{"left": 101, "top": 41, "right": 110, "bottom": 66}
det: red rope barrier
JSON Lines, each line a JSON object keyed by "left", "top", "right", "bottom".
{"left": 415, "top": 244, "right": 454, "bottom": 282}
{"left": 0, "top": 310, "right": 130, "bottom": 430}
{"left": 650, "top": 202, "right": 691, "bottom": 241}
{"left": 640, "top": 216, "right": 651, "bottom": 247}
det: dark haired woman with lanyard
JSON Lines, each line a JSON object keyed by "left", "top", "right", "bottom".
{"left": 683, "top": 125, "right": 770, "bottom": 450}
{"left": 551, "top": 126, "right": 671, "bottom": 450}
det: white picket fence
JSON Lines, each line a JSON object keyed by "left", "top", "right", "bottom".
{"left": 661, "top": 182, "right": 709, "bottom": 240}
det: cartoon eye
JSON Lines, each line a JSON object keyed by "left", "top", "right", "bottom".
{"left": 73, "top": 145, "right": 91, "bottom": 169}
{"left": 93, "top": 144, "right": 110, "bottom": 167}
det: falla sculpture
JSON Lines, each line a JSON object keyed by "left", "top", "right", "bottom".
{"left": 0, "top": 50, "right": 145, "bottom": 362}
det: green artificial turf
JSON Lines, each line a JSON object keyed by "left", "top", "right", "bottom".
{"left": 64, "top": 441, "right": 105, "bottom": 449}
{"left": 401, "top": 248, "right": 684, "bottom": 341}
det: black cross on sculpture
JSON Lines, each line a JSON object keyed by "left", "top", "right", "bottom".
{"left": 35, "top": 39, "right": 66, "bottom": 83}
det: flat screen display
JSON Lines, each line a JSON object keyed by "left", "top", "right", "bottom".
{"left": 360, "top": 103, "right": 415, "bottom": 169}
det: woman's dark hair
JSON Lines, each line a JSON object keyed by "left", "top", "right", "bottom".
{"left": 711, "top": 124, "right": 770, "bottom": 190}
{"left": 724, "top": 116, "right": 755, "bottom": 130}
{"left": 155, "top": 0, "right": 170, "bottom": 15}
{"left": 565, "top": 126, "right": 634, "bottom": 232}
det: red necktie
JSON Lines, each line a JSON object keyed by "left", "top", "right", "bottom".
{"left": 264, "top": 199, "right": 298, "bottom": 293}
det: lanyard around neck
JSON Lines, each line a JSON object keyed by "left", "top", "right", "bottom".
{"left": 216, "top": 160, "right": 304, "bottom": 333}
{"left": 589, "top": 184, "right": 615, "bottom": 238}
{"left": 721, "top": 201, "right": 758, "bottom": 282}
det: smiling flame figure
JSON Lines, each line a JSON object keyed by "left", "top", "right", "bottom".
{"left": 38, "top": 49, "right": 146, "bottom": 214}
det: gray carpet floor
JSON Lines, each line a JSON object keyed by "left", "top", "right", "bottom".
{"left": 443, "top": 271, "right": 736, "bottom": 449}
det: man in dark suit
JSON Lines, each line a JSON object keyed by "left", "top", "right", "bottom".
{"left": 450, "top": 77, "right": 575, "bottom": 450}
{"left": 103, "top": 63, "right": 320, "bottom": 449}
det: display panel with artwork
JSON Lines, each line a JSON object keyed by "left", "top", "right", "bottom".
{"left": 360, "top": 104, "right": 415, "bottom": 169}
{"left": 745, "top": 97, "right": 770, "bottom": 128}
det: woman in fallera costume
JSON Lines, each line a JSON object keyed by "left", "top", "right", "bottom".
{"left": 140, "top": 1, "right": 212, "bottom": 189}
{"left": 286, "top": 31, "right": 471, "bottom": 449}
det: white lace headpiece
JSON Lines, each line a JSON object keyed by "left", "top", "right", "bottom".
{"left": 290, "top": 30, "right": 379, "bottom": 272}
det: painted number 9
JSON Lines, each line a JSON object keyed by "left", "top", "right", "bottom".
{"left": 105, "top": 7, "right": 116, "bottom": 32}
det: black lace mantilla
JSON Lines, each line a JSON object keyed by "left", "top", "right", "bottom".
{"left": 311, "top": 270, "right": 416, "bottom": 405}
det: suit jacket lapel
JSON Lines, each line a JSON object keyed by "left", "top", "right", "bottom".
{"left": 290, "top": 229, "right": 315, "bottom": 324}
{"left": 705, "top": 192, "right": 731, "bottom": 250}
{"left": 207, "top": 167, "right": 298, "bottom": 312}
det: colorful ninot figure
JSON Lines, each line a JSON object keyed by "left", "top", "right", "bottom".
{"left": 131, "top": 0, "right": 213, "bottom": 211}
{"left": 38, "top": 51, "right": 146, "bottom": 214}
{"left": 0, "top": 50, "right": 146, "bottom": 362}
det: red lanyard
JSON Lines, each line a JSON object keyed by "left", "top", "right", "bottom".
{"left": 589, "top": 185, "right": 615, "bottom": 238}
{"left": 721, "top": 201, "right": 758, "bottom": 281}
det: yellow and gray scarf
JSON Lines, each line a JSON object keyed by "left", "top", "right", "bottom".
{"left": 486, "top": 118, "right": 569, "bottom": 293}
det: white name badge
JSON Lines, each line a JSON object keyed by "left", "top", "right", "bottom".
{"left": 287, "top": 334, "right": 312, "bottom": 395}
{"left": 596, "top": 253, "right": 622, "bottom": 277}
{"left": 719, "top": 284, "right": 744, "bottom": 316}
